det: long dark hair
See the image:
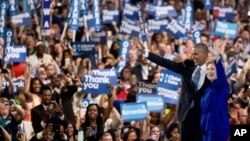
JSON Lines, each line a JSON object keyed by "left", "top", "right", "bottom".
{"left": 109, "top": 42, "right": 119, "bottom": 59}
{"left": 30, "top": 77, "right": 43, "bottom": 94}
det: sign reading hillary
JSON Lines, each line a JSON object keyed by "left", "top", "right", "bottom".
{"left": 123, "top": 4, "right": 138, "bottom": 20}
{"left": 5, "top": 46, "right": 26, "bottom": 63}
{"left": 120, "top": 20, "right": 140, "bottom": 37}
{"left": 214, "top": 7, "right": 235, "bottom": 21}
{"left": 214, "top": 21, "right": 238, "bottom": 39}
{"left": 102, "top": 10, "right": 119, "bottom": 24}
{"left": 72, "top": 42, "right": 96, "bottom": 56}
{"left": 137, "top": 81, "right": 157, "bottom": 94}
{"left": 91, "top": 31, "right": 107, "bottom": 45}
{"left": 116, "top": 40, "right": 130, "bottom": 75}
{"left": 82, "top": 69, "right": 117, "bottom": 94}
{"left": 9, "top": 0, "right": 18, "bottom": 16}
{"left": 148, "top": 19, "right": 168, "bottom": 33}
{"left": 121, "top": 102, "right": 148, "bottom": 122}
{"left": 183, "top": 0, "right": 193, "bottom": 31}
{"left": 69, "top": 0, "right": 80, "bottom": 30}
{"left": 42, "top": 0, "right": 50, "bottom": 36}
{"left": 136, "top": 95, "right": 164, "bottom": 112}
{"left": 166, "top": 19, "right": 186, "bottom": 38}
{"left": 93, "top": 0, "right": 101, "bottom": 31}
{"left": 156, "top": 69, "right": 181, "bottom": 104}
{"left": 0, "top": 2, "right": 7, "bottom": 37}
{"left": 203, "top": 0, "right": 213, "bottom": 10}
{"left": 11, "top": 12, "right": 32, "bottom": 27}
{"left": 192, "top": 29, "right": 201, "bottom": 44}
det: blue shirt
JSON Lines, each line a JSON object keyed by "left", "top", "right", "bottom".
{"left": 200, "top": 60, "right": 230, "bottom": 132}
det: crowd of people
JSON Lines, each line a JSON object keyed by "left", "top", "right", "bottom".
{"left": 0, "top": 0, "right": 250, "bottom": 141}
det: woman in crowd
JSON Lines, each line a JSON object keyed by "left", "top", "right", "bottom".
{"left": 165, "top": 123, "right": 180, "bottom": 141}
{"left": 81, "top": 103, "right": 104, "bottom": 141}
{"left": 66, "top": 122, "right": 77, "bottom": 141}
{"left": 200, "top": 42, "right": 230, "bottom": 141}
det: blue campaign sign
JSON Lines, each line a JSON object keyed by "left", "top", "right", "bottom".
{"left": 72, "top": 42, "right": 96, "bottom": 56}
{"left": 27, "top": 0, "right": 36, "bottom": 14}
{"left": 137, "top": 81, "right": 157, "bottom": 94}
{"left": 120, "top": 20, "right": 140, "bottom": 37}
{"left": 80, "top": 0, "right": 88, "bottom": 17}
{"left": 121, "top": 102, "right": 148, "bottom": 122}
{"left": 82, "top": 69, "right": 118, "bottom": 94}
{"left": 214, "top": 7, "right": 235, "bottom": 21}
{"left": 123, "top": 4, "right": 138, "bottom": 21}
{"left": 4, "top": 29, "right": 14, "bottom": 48}
{"left": 8, "top": 0, "right": 18, "bottom": 16}
{"left": 146, "top": 3, "right": 155, "bottom": 16}
{"left": 154, "top": 6, "right": 177, "bottom": 19}
{"left": 42, "top": 0, "right": 50, "bottom": 36}
{"left": 148, "top": 19, "right": 168, "bottom": 33}
{"left": 183, "top": 0, "right": 193, "bottom": 31}
{"left": 11, "top": 12, "right": 32, "bottom": 27}
{"left": 2, "top": 78, "right": 25, "bottom": 93}
{"left": 91, "top": 31, "right": 107, "bottom": 45}
{"left": 203, "top": 0, "right": 213, "bottom": 10}
{"left": 226, "top": 57, "right": 237, "bottom": 78}
{"left": 166, "top": 19, "right": 186, "bottom": 38}
{"left": 69, "top": 0, "right": 80, "bottom": 30}
{"left": 0, "top": 2, "right": 7, "bottom": 37}
{"left": 156, "top": 69, "right": 182, "bottom": 104}
{"left": 86, "top": 14, "right": 95, "bottom": 29}
{"left": 93, "top": 0, "right": 101, "bottom": 31}
{"left": 116, "top": 39, "right": 130, "bottom": 75}
{"left": 102, "top": 10, "right": 119, "bottom": 24}
{"left": 192, "top": 29, "right": 201, "bottom": 44}
{"left": 214, "top": 21, "right": 238, "bottom": 39}
{"left": 5, "top": 46, "right": 27, "bottom": 63}
{"left": 137, "top": 95, "right": 164, "bottom": 112}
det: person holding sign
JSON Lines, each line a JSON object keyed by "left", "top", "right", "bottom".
{"left": 141, "top": 43, "right": 210, "bottom": 141}
{"left": 200, "top": 40, "right": 229, "bottom": 141}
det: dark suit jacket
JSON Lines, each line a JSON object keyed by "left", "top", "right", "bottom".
{"left": 148, "top": 52, "right": 209, "bottom": 122}
{"left": 31, "top": 104, "right": 67, "bottom": 134}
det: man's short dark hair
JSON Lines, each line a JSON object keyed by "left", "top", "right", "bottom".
{"left": 41, "top": 85, "right": 52, "bottom": 94}
{"left": 195, "top": 43, "right": 208, "bottom": 54}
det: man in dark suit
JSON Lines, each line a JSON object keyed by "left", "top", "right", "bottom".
{"left": 142, "top": 43, "right": 209, "bottom": 141}
{"left": 31, "top": 85, "right": 67, "bottom": 135}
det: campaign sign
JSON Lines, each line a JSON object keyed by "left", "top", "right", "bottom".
{"left": 156, "top": 69, "right": 182, "bottom": 104}
{"left": 120, "top": 20, "right": 140, "bottom": 37}
{"left": 2, "top": 78, "right": 25, "bottom": 93}
{"left": 136, "top": 95, "right": 164, "bottom": 112}
{"left": 166, "top": 19, "right": 186, "bottom": 38}
{"left": 11, "top": 12, "right": 32, "bottom": 27}
{"left": 86, "top": 14, "right": 95, "bottom": 29}
{"left": 82, "top": 69, "right": 117, "bottom": 94}
{"left": 146, "top": 3, "right": 155, "bottom": 16}
{"left": 80, "top": 0, "right": 88, "bottom": 16}
{"left": 4, "top": 29, "right": 14, "bottom": 48}
{"left": 8, "top": 0, "right": 18, "bottom": 16}
{"left": 69, "top": 0, "right": 80, "bottom": 30}
{"left": 226, "top": 57, "right": 237, "bottom": 78}
{"left": 121, "top": 102, "right": 148, "bottom": 122}
{"left": 154, "top": 6, "right": 177, "bottom": 19}
{"left": 137, "top": 81, "right": 157, "bottom": 94}
{"left": 116, "top": 40, "right": 130, "bottom": 75}
{"left": 123, "top": 4, "right": 138, "bottom": 20}
{"left": 72, "top": 42, "right": 96, "bottom": 56}
{"left": 27, "top": 0, "right": 36, "bottom": 14}
{"left": 183, "top": 0, "right": 193, "bottom": 31}
{"left": 214, "top": 21, "right": 238, "bottom": 39}
{"left": 192, "top": 29, "right": 201, "bottom": 44}
{"left": 148, "top": 19, "right": 168, "bottom": 33}
{"left": 102, "top": 10, "right": 119, "bottom": 24}
{"left": 214, "top": 7, "right": 235, "bottom": 21}
{"left": 93, "top": 0, "right": 101, "bottom": 31}
{"left": 5, "top": 46, "right": 27, "bottom": 63}
{"left": 80, "top": 98, "right": 92, "bottom": 118}
{"left": 91, "top": 31, "right": 107, "bottom": 45}
{"left": 42, "top": 0, "right": 50, "bottom": 36}
{"left": 203, "top": 0, "right": 213, "bottom": 10}
{"left": 0, "top": 2, "right": 7, "bottom": 37}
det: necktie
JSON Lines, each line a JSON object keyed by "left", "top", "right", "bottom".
{"left": 192, "top": 67, "right": 201, "bottom": 91}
